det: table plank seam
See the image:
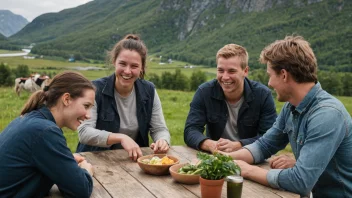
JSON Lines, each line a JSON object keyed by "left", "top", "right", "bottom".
{"left": 93, "top": 175, "right": 114, "bottom": 198}
{"left": 119, "top": 164, "right": 158, "bottom": 198}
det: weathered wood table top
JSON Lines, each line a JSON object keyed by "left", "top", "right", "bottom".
{"left": 47, "top": 146, "right": 299, "bottom": 198}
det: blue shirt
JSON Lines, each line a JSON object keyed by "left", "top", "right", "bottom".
{"left": 245, "top": 82, "right": 352, "bottom": 197}
{"left": 0, "top": 107, "right": 93, "bottom": 198}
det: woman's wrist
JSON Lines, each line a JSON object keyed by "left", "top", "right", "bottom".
{"left": 107, "top": 133, "right": 125, "bottom": 145}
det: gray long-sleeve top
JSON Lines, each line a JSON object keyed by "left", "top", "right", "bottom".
{"left": 78, "top": 89, "right": 170, "bottom": 147}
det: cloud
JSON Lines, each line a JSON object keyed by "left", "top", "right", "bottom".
{"left": 0, "top": 0, "right": 93, "bottom": 21}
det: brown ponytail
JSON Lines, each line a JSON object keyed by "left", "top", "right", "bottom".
{"left": 21, "top": 71, "right": 95, "bottom": 115}
{"left": 109, "top": 34, "right": 147, "bottom": 79}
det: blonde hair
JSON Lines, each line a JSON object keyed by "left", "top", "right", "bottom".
{"left": 260, "top": 35, "right": 317, "bottom": 83}
{"left": 216, "top": 44, "right": 248, "bottom": 69}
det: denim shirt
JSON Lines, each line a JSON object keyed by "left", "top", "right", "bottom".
{"left": 245, "top": 82, "right": 352, "bottom": 197}
{"left": 184, "top": 78, "right": 277, "bottom": 150}
{"left": 77, "top": 74, "right": 155, "bottom": 152}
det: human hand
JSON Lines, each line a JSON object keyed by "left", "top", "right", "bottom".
{"left": 78, "top": 160, "right": 94, "bottom": 176}
{"left": 150, "top": 139, "right": 169, "bottom": 153}
{"left": 216, "top": 138, "right": 242, "bottom": 152}
{"left": 200, "top": 139, "right": 218, "bottom": 153}
{"left": 120, "top": 134, "right": 143, "bottom": 161}
{"left": 234, "top": 160, "right": 253, "bottom": 178}
{"left": 269, "top": 154, "right": 296, "bottom": 169}
{"left": 73, "top": 153, "right": 85, "bottom": 164}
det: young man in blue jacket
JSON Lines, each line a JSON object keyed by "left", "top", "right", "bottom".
{"left": 226, "top": 36, "right": 352, "bottom": 197}
{"left": 184, "top": 44, "right": 277, "bottom": 153}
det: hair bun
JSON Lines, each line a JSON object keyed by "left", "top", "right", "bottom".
{"left": 124, "top": 34, "right": 140, "bottom": 41}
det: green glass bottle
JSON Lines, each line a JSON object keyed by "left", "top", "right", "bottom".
{"left": 226, "top": 175, "right": 243, "bottom": 198}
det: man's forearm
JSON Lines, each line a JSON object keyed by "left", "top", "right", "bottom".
{"left": 230, "top": 148, "right": 255, "bottom": 164}
{"left": 244, "top": 165, "right": 269, "bottom": 186}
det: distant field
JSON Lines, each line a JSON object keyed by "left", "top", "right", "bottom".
{"left": 0, "top": 56, "right": 217, "bottom": 80}
{"left": 0, "top": 49, "right": 24, "bottom": 54}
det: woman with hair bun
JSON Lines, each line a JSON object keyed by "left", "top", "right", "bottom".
{"left": 77, "top": 34, "right": 171, "bottom": 161}
{"left": 0, "top": 71, "right": 95, "bottom": 197}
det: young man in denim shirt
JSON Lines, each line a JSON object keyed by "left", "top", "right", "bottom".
{"left": 184, "top": 44, "right": 277, "bottom": 153}
{"left": 226, "top": 36, "right": 352, "bottom": 197}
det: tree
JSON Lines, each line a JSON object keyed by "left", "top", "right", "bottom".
{"left": 173, "top": 69, "right": 189, "bottom": 91}
{"left": 161, "top": 71, "right": 174, "bottom": 90}
{"left": 14, "top": 64, "right": 30, "bottom": 78}
{"left": 190, "top": 70, "right": 207, "bottom": 91}
{"left": 342, "top": 73, "right": 352, "bottom": 96}
{"left": 0, "top": 63, "right": 14, "bottom": 86}
{"left": 146, "top": 73, "right": 161, "bottom": 88}
{"left": 318, "top": 71, "right": 343, "bottom": 96}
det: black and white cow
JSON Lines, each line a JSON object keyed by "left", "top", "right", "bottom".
{"left": 14, "top": 74, "right": 50, "bottom": 96}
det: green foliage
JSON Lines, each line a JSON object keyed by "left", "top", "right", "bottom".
{"left": 0, "top": 33, "right": 6, "bottom": 40}
{"left": 146, "top": 73, "right": 161, "bottom": 88}
{"left": 190, "top": 70, "right": 207, "bottom": 91}
{"left": 14, "top": 64, "right": 30, "bottom": 78}
{"left": 173, "top": 69, "right": 189, "bottom": 91}
{"left": 161, "top": 71, "right": 174, "bottom": 90}
{"left": 0, "top": 63, "right": 15, "bottom": 86}
{"left": 342, "top": 73, "right": 352, "bottom": 96}
{"left": 197, "top": 152, "right": 241, "bottom": 180}
{"left": 159, "top": 69, "right": 190, "bottom": 91}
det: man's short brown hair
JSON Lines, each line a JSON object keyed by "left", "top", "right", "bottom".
{"left": 260, "top": 35, "right": 317, "bottom": 83}
{"left": 216, "top": 44, "right": 248, "bottom": 69}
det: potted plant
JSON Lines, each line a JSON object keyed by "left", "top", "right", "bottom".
{"left": 196, "top": 151, "right": 241, "bottom": 198}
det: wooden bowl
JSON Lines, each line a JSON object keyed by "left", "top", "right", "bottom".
{"left": 169, "top": 163, "right": 200, "bottom": 184}
{"left": 137, "top": 154, "right": 179, "bottom": 176}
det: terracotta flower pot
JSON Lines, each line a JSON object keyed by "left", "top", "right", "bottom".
{"left": 199, "top": 177, "right": 225, "bottom": 198}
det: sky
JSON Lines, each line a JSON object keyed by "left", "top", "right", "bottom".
{"left": 0, "top": 0, "right": 93, "bottom": 22}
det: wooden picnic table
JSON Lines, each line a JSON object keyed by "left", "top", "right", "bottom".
{"left": 47, "top": 146, "right": 299, "bottom": 198}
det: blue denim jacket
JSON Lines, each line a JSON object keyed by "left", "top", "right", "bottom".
{"left": 0, "top": 107, "right": 93, "bottom": 198}
{"left": 245, "top": 82, "right": 352, "bottom": 197}
{"left": 184, "top": 78, "right": 277, "bottom": 150}
{"left": 77, "top": 74, "right": 155, "bottom": 152}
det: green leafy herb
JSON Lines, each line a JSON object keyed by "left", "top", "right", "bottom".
{"left": 196, "top": 151, "right": 241, "bottom": 180}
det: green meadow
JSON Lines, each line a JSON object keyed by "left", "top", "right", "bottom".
{"left": 0, "top": 56, "right": 351, "bottom": 153}
{"left": 0, "top": 49, "right": 24, "bottom": 54}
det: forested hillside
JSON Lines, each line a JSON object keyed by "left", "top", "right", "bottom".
{"left": 8, "top": 0, "right": 352, "bottom": 71}
{"left": 0, "top": 33, "right": 5, "bottom": 40}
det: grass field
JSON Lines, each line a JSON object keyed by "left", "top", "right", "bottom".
{"left": 0, "top": 56, "right": 351, "bottom": 154}
{"left": 0, "top": 49, "right": 24, "bottom": 54}
{"left": 0, "top": 56, "right": 217, "bottom": 80}
{"left": 1, "top": 85, "right": 351, "bottom": 153}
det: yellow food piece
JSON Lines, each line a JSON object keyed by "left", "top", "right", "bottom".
{"left": 161, "top": 156, "right": 175, "bottom": 165}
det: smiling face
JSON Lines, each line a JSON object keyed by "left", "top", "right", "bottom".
{"left": 63, "top": 89, "right": 95, "bottom": 130}
{"left": 267, "top": 64, "right": 289, "bottom": 102}
{"left": 114, "top": 49, "right": 142, "bottom": 94}
{"left": 217, "top": 56, "right": 248, "bottom": 98}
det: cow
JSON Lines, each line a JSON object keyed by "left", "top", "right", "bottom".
{"left": 14, "top": 73, "right": 50, "bottom": 96}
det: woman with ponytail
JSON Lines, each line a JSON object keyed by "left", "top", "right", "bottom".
{"left": 0, "top": 71, "right": 95, "bottom": 197}
{"left": 76, "top": 34, "right": 171, "bottom": 161}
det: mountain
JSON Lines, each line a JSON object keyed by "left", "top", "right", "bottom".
{"left": 0, "top": 32, "right": 6, "bottom": 40}
{"left": 0, "top": 10, "right": 28, "bottom": 37}
{"left": 9, "top": 0, "right": 352, "bottom": 71}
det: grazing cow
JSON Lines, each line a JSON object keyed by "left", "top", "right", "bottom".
{"left": 14, "top": 74, "right": 50, "bottom": 96}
